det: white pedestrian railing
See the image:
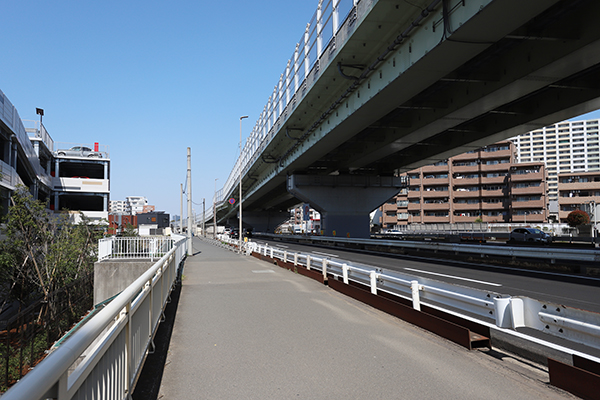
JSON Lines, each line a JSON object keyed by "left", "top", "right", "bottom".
{"left": 2, "top": 236, "right": 187, "bottom": 400}
{"left": 241, "top": 241, "right": 600, "bottom": 353}
{"left": 98, "top": 236, "right": 177, "bottom": 261}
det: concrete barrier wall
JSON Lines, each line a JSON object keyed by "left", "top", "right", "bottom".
{"left": 94, "top": 260, "right": 155, "bottom": 305}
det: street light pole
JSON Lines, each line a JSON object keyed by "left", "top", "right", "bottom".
{"left": 214, "top": 178, "right": 218, "bottom": 238}
{"left": 187, "top": 147, "right": 192, "bottom": 256}
{"left": 239, "top": 115, "right": 248, "bottom": 253}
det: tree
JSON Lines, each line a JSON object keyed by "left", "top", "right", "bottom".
{"left": 566, "top": 209, "right": 590, "bottom": 227}
{"left": 0, "top": 186, "right": 100, "bottom": 315}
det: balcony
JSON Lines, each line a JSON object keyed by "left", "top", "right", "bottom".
{"left": 452, "top": 215, "right": 479, "bottom": 223}
{"left": 422, "top": 190, "right": 450, "bottom": 199}
{"left": 511, "top": 186, "right": 544, "bottom": 195}
{"left": 480, "top": 163, "right": 511, "bottom": 172}
{"left": 480, "top": 176, "right": 507, "bottom": 185}
{"left": 381, "top": 203, "right": 397, "bottom": 212}
{"left": 407, "top": 203, "right": 421, "bottom": 210}
{"left": 452, "top": 177, "right": 479, "bottom": 186}
{"left": 511, "top": 213, "right": 545, "bottom": 223}
{"left": 421, "top": 164, "right": 449, "bottom": 174}
{"left": 511, "top": 199, "right": 545, "bottom": 209}
{"left": 479, "top": 148, "right": 512, "bottom": 159}
{"left": 422, "top": 215, "right": 451, "bottom": 223}
{"left": 452, "top": 203, "right": 480, "bottom": 211}
{"left": 421, "top": 178, "right": 449, "bottom": 186}
{"left": 452, "top": 152, "right": 479, "bottom": 161}
{"left": 407, "top": 191, "right": 421, "bottom": 199}
{"left": 559, "top": 181, "right": 600, "bottom": 191}
{"left": 454, "top": 189, "right": 480, "bottom": 198}
{"left": 480, "top": 189, "right": 507, "bottom": 198}
{"left": 422, "top": 202, "right": 450, "bottom": 211}
{"left": 451, "top": 165, "right": 480, "bottom": 174}
{"left": 480, "top": 202, "right": 508, "bottom": 210}
{"left": 511, "top": 171, "right": 544, "bottom": 182}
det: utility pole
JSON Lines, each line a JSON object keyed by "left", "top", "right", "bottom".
{"left": 203, "top": 198, "right": 206, "bottom": 237}
{"left": 187, "top": 148, "right": 193, "bottom": 256}
{"left": 239, "top": 115, "right": 248, "bottom": 253}
{"left": 180, "top": 183, "right": 184, "bottom": 234}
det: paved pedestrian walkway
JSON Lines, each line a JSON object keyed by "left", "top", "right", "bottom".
{"left": 157, "top": 237, "right": 571, "bottom": 399}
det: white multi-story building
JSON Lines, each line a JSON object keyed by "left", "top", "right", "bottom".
{"left": 109, "top": 200, "right": 128, "bottom": 214}
{"left": 126, "top": 196, "right": 148, "bottom": 215}
{"left": 511, "top": 119, "right": 600, "bottom": 202}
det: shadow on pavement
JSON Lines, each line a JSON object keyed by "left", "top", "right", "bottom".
{"left": 132, "top": 278, "right": 182, "bottom": 400}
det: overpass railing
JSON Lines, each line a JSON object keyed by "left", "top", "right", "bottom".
{"left": 214, "top": 236, "right": 600, "bottom": 356}
{"left": 2, "top": 235, "right": 187, "bottom": 400}
{"left": 98, "top": 236, "right": 176, "bottom": 262}
{"left": 215, "top": 0, "right": 360, "bottom": 208}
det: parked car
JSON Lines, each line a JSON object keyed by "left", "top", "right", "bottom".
{"left": 508, "top": 228, "right": 551, "bottom": 244}
{"left": 56, "top": 146, "right": 102, "bottom": 158}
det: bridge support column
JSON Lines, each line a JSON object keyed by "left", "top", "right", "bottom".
{"left": 287, "top": 174, "right": 407, "bottom": 238}
{"left": 243, "top": 210, "right": 291, "bottom": 234}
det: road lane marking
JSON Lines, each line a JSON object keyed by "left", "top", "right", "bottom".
{"left": 403, "top": 268, "right": 502, "bottom": 287}
{"left": 311, "top": 251, "right": 340, "bottom": 258}
{"left": 274, "top": 244, "right": 289, "bottom": 248}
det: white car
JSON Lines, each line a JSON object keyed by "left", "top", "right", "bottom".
{"left": 509, "top": 228, "right": 551, "bottom": 244}
{"left": 56, "top": 146, "right": 102, "bottom": 158}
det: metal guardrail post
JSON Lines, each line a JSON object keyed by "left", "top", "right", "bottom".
{"left": 411, "top": 281, "right": 421, "bottom": 311}
{"left": 342, "top": 263, "right": 349, "bottom": 284}
{"left": 306, "top": 255, "right": 311, "bottom": 270}
{"left": 322, "top": 258, "right": 328, "bottom": 279}
{"left": 370, "top": 271, "right": 378, "bottom": 295}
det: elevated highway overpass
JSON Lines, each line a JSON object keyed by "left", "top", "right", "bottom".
{"left": 212, "top": 0, "right": 600, "bottom": 238}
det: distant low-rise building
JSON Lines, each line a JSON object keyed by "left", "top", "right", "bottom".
{"left": 137, "top": 211, "right": 170, "bottom": 236}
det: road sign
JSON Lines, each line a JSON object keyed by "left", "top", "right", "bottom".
{"left": 303, "top": 203, "right": 310, "bottom": 221}
{"left": 229, "top": 198, "right": 236, "bottom": 205}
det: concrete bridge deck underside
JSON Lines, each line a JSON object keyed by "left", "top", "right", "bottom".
{"left": 216, "top": 0, "right": 600, "bottom": 236}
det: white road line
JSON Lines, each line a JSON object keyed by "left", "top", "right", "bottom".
{"left": 403, "top": 268, "right": 502, "bottom": 287}
{"left": 274, "top": 244, "right": 289, "bottom": 249}
{"left": 311, "top": 251, "right": 340, "bottom": 258}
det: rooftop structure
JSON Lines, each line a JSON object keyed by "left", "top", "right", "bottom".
{"left": 0, "top": 89, "right": 110, "bottom": 223}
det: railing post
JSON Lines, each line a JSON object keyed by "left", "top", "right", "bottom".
{"left": 306, "top": 255, "right": 311, "bottom": 270}
{"left": 342, "top": 263, "right": 349, "bottom": 284}
{"left": 304, "top": 23, "right": 310, "bottom": 79}
{"left": 322, "top": 258, "right": 328, "bottom": 279}
{"left": 284, "top": 250, "right": 288, "bottom": 264}
{"left": 317, "top": 0, "right": 323, "bottom": 57}
{"left": 411, "top": 280, "right": 421, "bottom": 311}
{"left": 294, "top": 252, "right": 298, "bottom": 266}
{"left": 270, "top": 246, "right": 274, "bottom": 259}
{"left": 333, "top": 0, "right": 340, "bottom": 33}
{"left": 370, "top": 271, "right": 378, "bottom": 295}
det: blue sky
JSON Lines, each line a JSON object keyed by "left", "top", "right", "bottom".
{"left": 1, "top": 0, "right": 318, "bottom": 217}
{"left": 2, "top": 1, "right": 600, "bottom": 218}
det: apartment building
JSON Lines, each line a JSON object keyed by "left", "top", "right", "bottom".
{"left": 557, "top": 171, "right": 600, "bottom": 224}
{"left": 510, "top": 119, "right": 600, "bottom": 203}
{"left": 126, "top": 196, "right": 149, "bottom": 215}
{"left": 379, "top": 142, "right": 547, "bottom": 229}
{"left": 110, "top": 200, "right": 127, "bottom": 213}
